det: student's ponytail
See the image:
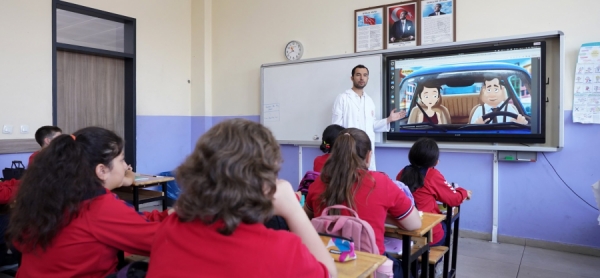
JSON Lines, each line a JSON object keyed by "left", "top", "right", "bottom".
{"left": 398, "top": 137, "right": 440, "bottom": 193}
{"left": 319, "top": 128, "right": 371, "bottom": 213}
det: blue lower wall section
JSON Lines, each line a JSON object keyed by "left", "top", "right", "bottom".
{"left": 1, "top": 111, "right": 599, "bottom": 249}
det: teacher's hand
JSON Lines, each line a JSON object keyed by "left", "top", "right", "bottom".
{"left": 387, "top": 108, "right": 406, "bottom": 123}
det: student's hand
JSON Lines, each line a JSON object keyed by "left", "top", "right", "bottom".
{"left": 168, "top": 208, "right": 176, "bottom": 215}
{"left": 466, "top": 190, "right": 472, "bottom": 200}
{"left": 272, "top": 179, "right": 302, "bottom": 219}
{"left": 122, "top": 169, "right": 135, "bottom": 186}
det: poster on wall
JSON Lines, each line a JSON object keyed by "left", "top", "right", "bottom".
{"left": 420, "top": 0, "right": 455, "bottom": 45}
{"left": 573, "top": 42, "right": 600, "bottom": 124}
{"left": 355, "top": 7, "right": 384, "bottom": 52}
{"left": 386, "top": 2, "right": 418, "bottom": 48}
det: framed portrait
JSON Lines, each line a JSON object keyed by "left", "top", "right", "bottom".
{"left": 420, "top": 0, "right": 456, "bottom": 45}
{"left": 355, "top": 7, "right": 385, "bottom": 53}
{"left": 386, "top": 1, "right": 419, "bottom": 49}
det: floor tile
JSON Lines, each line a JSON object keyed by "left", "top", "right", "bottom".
{"left": 520, "top": 246, "right": 600, "bottom": 278}
{"left": 455, "top": 254, "right": 520, "bottom": 278}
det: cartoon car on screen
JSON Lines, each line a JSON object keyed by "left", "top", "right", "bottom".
{"left": 393, "top": 62, "right": 533, "bottom": 134}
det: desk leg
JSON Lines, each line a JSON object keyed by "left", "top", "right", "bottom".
{"left": 161, "top": 182, "right": 168, "bottom": 211}
{"left": 450, "top": 217, "right": 460, "bottom": 277}
{"left": 133, "top": 186, "right": 139, "bottom": 211}
{"left": 422, "top": 231, "right": 430, "bottom": 278}
{"left": 402, "top": 235, "right": 411, "bottom": 278}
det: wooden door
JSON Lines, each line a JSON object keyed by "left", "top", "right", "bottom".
{"left": 56, "top": 51, "right": 125, "bottom": 138}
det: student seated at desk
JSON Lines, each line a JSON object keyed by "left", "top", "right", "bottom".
{"left": 304, "top": 128, "right": 422, "bottom": 255}
{"left": 313, "top": 124, "right": 344, "bottom": 172}
{"left": 396, "top": 138, "right": 472, "bottom": 246}
{"left": 29, "top": 125, "right": 62, "bottom": 165}
{"left": 147, "top": 119, "right": 336, "bottom": 278}
{"left": 6, "top": 127, "right": 162, "bottom": 278}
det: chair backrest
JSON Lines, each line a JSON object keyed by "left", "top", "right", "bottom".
{"left": 311, "top": 205, "right": 379, "bottom": 254}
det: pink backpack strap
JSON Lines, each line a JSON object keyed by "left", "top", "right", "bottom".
{"left": 321, "top": 205, "right": 360, "bottom": 218}
{"left": 326, "top": 217, "right": 349, "bottom": 234}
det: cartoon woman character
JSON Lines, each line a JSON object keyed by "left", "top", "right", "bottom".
{"left": 407, "top": 84, "right": 451, "bottom": 124}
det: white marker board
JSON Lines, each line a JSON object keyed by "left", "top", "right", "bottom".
{"left": 261, "top": 54, "right": 383, "bottom": 145}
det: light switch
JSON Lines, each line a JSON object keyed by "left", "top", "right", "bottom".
{"left": 3, "top": 125, "right": 13, "bottom": 134}
{"left": 20, "top": 125, "right": 29, "bottom": 134}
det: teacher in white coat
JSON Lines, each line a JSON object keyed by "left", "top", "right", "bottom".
{"left": 332, "top": 64, "right": 405, "bottom": 170}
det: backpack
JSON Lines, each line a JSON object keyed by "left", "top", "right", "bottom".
{"left": 297, "top": 171, "right": 320, "bottom": 196}
{"left": 310, "top": 205, "right": 379, "bottom": 254}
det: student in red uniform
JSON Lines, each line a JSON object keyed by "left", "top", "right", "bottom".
{"left": 29, "top": 125, "right": 62, "bottom": 165}
{"left": 304, "top": 128, "right": 422, "bottom": 256}
{"left": 396, "top": 137, "right": 472, "bottom": 246}
{"left": 147, "top": 119, "right": 337, "bottom": 278}
{"left": 6, "top": 127, "right": 162, "bottom": 278}
{"left": 313, "top": 124, "right": 344, "bottom": 172}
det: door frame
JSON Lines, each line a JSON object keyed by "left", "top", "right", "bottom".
{"left": 52, "top": 0, "right": 137, "bottom": 168}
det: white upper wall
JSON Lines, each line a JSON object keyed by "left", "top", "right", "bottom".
{"left": 0, "top": 0, "right": 192, "bottom": 140}
{"left": 65, "top": 0, "right": 192, "bottom": 116}
{"left": 211, "top": 0, "right": 600, "bottom": 116}
{"left": 0, "top": 1, "right": 52, "bottom": 139}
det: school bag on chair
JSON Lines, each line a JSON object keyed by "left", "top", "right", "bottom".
{"left": 297, "top": 171, "right": 320, "bottom": 196}
{"left": 310, "top": 205, "right": 395, "bottom": 278}
{"left": 2, "top": 161, "right": 25, "bottom": 181}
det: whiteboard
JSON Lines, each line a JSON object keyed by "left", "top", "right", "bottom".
{"left": 261, "top": 54, "right": 383, "bottom": 145}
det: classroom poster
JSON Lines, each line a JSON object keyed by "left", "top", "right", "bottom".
{"left": 420, "top": 0, "right": 454, "bottom": 45}
{"left": 573, "top": 42, "right": 600, "bottom": 124}
{"left": 355, "top": 7, "right": 384, "bottom": 52}
{"left": 386, "top": 2, "right": 418, "bottom": 49}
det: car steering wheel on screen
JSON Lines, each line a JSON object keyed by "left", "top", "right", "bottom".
{"left": 481, "top": 111, "right": 521, "bottom": 124}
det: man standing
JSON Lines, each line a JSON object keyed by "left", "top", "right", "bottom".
{"left": 389, "top": 10, "right": 415, "bottom": 42}
{"left": 429, "top": 3, "right": 446, "bottom": 16}
{"left": 332, "top": 65, "right": 404, "bottom": 170}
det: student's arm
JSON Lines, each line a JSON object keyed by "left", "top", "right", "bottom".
{"left": 274, "top": 180, "right": 337, "bottom": 278}
{"left": 143, "top": 208, "right": 175, "bottom": 222}
{"left": 428, "top": 169, "right": 468, "bottom": 207}
{"left": 332, "top": 94, "right": 345, "bottom": 126}
{"left": 0, "top": 179, "right": 19, "bottom": 204}
{"left": 87, "top": 196, "right": 160, "bottom": 256}
{"left": 386, "top": 178, "right": 422, "bottom": 231}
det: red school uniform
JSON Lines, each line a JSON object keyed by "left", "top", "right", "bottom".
{"left": 313, "top": 153, "right": 330, "bottom": 172}
{"left": 28, "top": 151, "right": 39, "bottom": 165}
{"left": 147, "top": 215, "right": 328, "bottom": 278}
{"left": 16, "top": 189, "right": 161, "bottom": 278}
{"left": 396, "top": 167, "right": 467, "bottom": 245}
{"left": 0, "top": 179, "right": 19, "bottom": 204}
{"left": 306, "top": 171, "right": 414, "bottom": 254}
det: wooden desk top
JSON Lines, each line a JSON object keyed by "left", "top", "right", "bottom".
{"left": 335, "top": 251, "right": 387, "bottom": 278}
{"left": 384, "top": 212, "right": 446, "bottom": 237}
{"left": 132, "top": 175, "right": 174, "bottom": 186}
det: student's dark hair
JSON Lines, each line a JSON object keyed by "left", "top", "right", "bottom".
{"left": 352, "top": 64, "right": 369, "bottom": 76}
{"left": 319, "top": 128, "right": 372, "bottom": 213}
{"left": 320, "top": 124, "right": 344, "bottom": 153}
{"left": 399, "top": 137, "right": 439, "bottom": 192}
{"left": 34, "top": 126, "right": 62, "bottom": 147}
{"left": 7, "top": 127, "right": 124, "bottom": 251}
{"left": 175, "top": 119, "right": 281, "bottom": 235}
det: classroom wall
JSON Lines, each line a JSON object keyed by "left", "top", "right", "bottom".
{"left": 210, "top": 0, "right": 600, "bottom": 249}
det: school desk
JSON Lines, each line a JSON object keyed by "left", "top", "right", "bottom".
{"left": 113, "top": 175, "right": 174, "bottom": 211}
{"left": 384, "top": 212, "right": 446, "bottom": 278}
{"left": 440, "top": 205, "right": 461, "bottom": 278}
{"left": 335, "top": 250, "right": 387, "bottom": 278}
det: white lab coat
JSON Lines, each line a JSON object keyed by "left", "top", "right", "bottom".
{"left": 332, "top": 89, "right": 389, "bottom": 170}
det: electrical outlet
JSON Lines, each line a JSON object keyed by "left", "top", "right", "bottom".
{"left": 3, "top": 125, "right": 13, "bottom": 134}
{"left": 20, "top": 125, "right": 29, "bottom": 134}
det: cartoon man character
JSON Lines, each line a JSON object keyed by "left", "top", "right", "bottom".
{"left": 469, "top": 76, "right": 528, "bottom": 124}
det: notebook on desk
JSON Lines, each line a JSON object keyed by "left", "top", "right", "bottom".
{"left": 384, "top": 237, "right": 413, "bottom": 255}
{"left": 134, "top": 176, "right": 149, "bottom": 181}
